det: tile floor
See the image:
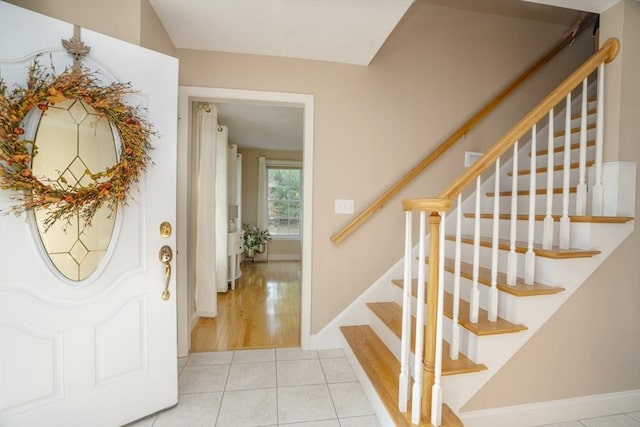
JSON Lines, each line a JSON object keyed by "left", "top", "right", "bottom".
{"left": 537, "top": 412, "right": 640, "bottom": 427}
{"left": 126, "top": 348, "right": 382, "bottom": 427}
{"left": 125, "top": 347, "right": 640, "bottom": 427}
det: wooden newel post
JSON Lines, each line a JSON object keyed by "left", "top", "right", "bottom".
{"left": 421, "top": 211, "right": 441, "bottom": 422}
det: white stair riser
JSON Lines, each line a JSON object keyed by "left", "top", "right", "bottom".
{"left": 368, "top": 308, "right": 403, "bottom": 362}
{"left": 460, "top": 218, "right": 600, "bottom": 248}
{"left": 443, "top": 316, "right": 480, "bottom": 361}
{"left": 392, "top": 276, "right": 523, "bottom": 331}
{"left": 491, "top": 192, "right": 579, "bottom": 215}
{"left": 511, "top": 167, "right": 585, "bottom": 191}
{"left": 442, "top": 239, "right": 569, "bottom": 279}
{"left": 550, "top": 126, "right": 597, "bottom": 145}
{"left": 531, "top": 144, "right": 596, "bottom": 166}
{"left": 441, "top": 274, "right": 546, "bottom": 324}
{"left": 570, "top": 113, "right": 596, "bottom": 127}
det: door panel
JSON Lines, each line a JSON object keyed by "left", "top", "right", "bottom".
{"left": 0, "top": 3, "right": 178, "bottom": 426}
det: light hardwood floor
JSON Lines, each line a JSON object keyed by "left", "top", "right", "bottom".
{"left": 190, "top": 260, "right": 301, "bottom": 352}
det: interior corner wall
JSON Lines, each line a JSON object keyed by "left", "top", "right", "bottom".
{"left": 462, "top": 0, "right": 640, "bottom": 411}
{"left": 15, "top": 0, "right": 141, "bottom": 46}
{"left": 14, "top": 0, "right": 176, "bottom": 57}
{"left": 238, "top": 147, "right": 303, "bottom": 260}
{"left": 140, "top": 0, "right": 176, "bottom": 57}
{"left": 177, "top": 2, "right": 593, "bottom": 335}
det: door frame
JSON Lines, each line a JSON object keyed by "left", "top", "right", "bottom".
{"left": 176, "top": 86, "right": 313, "bottom": 357}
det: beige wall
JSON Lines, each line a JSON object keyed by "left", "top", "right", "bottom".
{"left": 177, "top": 1, "right": 593, "bottom": 333}
{"left": 14, "top": 0, "right": 175, "bottom": 56}
{"left": 16, "top": 0, "right": 141, "bottom": 45}
{"left": 238, "top": 148, "right": 303, "bottom": 260}
{"left": 464, "top": 0, "right": 640, "bottom": 411}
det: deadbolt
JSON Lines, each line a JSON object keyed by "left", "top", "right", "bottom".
{"left": 160, "top": 221, "right": 172, "bottom": 238}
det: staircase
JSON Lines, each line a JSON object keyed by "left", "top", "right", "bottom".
{"left": 338, "top": 39, "right": 634, "bottom": 426}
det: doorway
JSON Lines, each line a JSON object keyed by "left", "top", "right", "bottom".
{"left": 176, "top": 87, "right": 314, "bottom": 357}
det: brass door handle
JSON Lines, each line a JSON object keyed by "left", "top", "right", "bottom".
{"left": 159, "top": 245, "right": 173, "bottom": 301}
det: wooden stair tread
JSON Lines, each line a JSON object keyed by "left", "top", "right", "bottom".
{"left": 533, "top": 139, "right": 595, "bottom": 156}
{"left": 366, "top": 302, "right": 488, "bottom": 375}
{"left": 463, "top": 213, "right": 635, "bottom": 224}
{"left": 487, "top": 186, "right": 577, "bottom": 197}
{"left": 508, "top": 160, "right": 595, "bottom": 176}
{"left": 553, "top": 122, "right": 596, "bottom": 137}
{"left": 390, "top": 280, "right": 527, "bottom": 335}
{"left": 571, "top": 107, "right": 597, "bottom": 119}
{"left": 425, "top": 256, "right": 565, "bottom": 296}
{"left": 445, "top": 234, "right": 600, "bottom": 259}
{"left": 341, "top": 325, "right": 463, "bottom": 426}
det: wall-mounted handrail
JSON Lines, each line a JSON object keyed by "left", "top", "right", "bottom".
{"left": 436, "top": 38, "right": 619, "bottom": 204}
{"left": 330, "top": 25, "right": 593, "bottom": 245}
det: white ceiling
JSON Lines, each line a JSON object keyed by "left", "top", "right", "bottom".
{"left": 148, "top": 0, "right": 414, "bottom": 66}
{"left": 149, "top": 0, "right": 597, "bottom": 151}
{"left": 215, "top": 103, "right": 304, "bottom": 151}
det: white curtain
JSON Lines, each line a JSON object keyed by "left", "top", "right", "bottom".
{"left": 195, "top": 104, "right": 218, "bottom": 317}
{"left": 214, "top": 126, "right": 229, "bottom": 292}
{"left": 257, "top": 156, "right": 268, "bottom": 230}
{"left": 195, "top": 106, "right": 230, "bottom": 316}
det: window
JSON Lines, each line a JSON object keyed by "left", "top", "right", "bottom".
{"left": 267, "top": 167, "right": 301, "bottom": 238}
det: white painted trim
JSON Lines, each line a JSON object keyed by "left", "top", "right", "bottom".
{"left": 266, "top": 159, "right": 302, "bottom": 168}
{"left": 264, "top": 254, "right": 301, "bottom": 261}
{"left": 189, "top": 311, "right": 199, "bottom": 332}
{"left": 460, "top": 389, "right": 640, "bottom": 427}
{"left": 308, "top": 252, "right": 406, "bottom": 350}
{"left": 602, "top": 161, "right": 637, "bottom": 217}
{"left": 177, "top": 86, "right": 314, "bottom": 356}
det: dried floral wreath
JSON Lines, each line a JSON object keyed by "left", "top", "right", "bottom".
{"left": 0, "top": 59, "right": 155, "bottom": 230}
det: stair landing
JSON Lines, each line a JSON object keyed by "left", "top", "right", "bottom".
{"left": 341, "top": 325, "right": 464, "bottom": 427}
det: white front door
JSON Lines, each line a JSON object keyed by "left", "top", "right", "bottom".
{"left": 0, "top": 3, "right": 178, "bottom": 426}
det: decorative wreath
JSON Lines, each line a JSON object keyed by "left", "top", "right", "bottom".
{"left": 0, "top": 59, "right": 155, "bottom": 230}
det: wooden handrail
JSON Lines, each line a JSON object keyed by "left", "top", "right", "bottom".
{"left": 440, "top": 38, "right": 619, "bottom": 202}
{"left": 402, "top": 38, "right": 620, "bottom": 212}
{"left": 330, "top": 25, "right": 593, "bottom": 244}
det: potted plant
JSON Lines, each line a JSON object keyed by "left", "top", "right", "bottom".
{"left": 242, "top": 224, "right": 271, "bottom": 258}
{"left": 255, "top": 227, "right": 271, "bottom": 254}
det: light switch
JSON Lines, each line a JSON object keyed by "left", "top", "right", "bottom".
{"left": 335, "top": 199, "right": 354, "bottom": 214}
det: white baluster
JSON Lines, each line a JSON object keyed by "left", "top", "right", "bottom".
{"left": 431, "top": 211, "right": 446, "bottom": 427}
{"left": 398, "top": 211, "right": 412, "bottom": 412}
{"left": 507, "top": 140, "right": 519, "bottom": 286}
{"left": 469, "top": 176, "right": 481, "bottom": 323}
{"left": 411, "top": 212, "right": 427, "bottom": 424}
{"left": 576, "top": 78, "right": 588, "bottom": 215}
{"left": 489, "top": 159, "right": 500, "bottom": 321}
{"left": 542, "top": 109, "right": 555, "bottom": 250}
{"left": 450, "top": 194, "right": 462, "bottom": 359}
{"left": 560, "top": 93, "right": 571, "bottom": 249}
{"left": 592, "top": 63, "right": 605, "bottom": 216}
{"left": 525, "top": 125, "right": 537, "bottom": 285}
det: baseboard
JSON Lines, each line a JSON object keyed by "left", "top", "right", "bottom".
{"left": 265, "top": 254, "right": 301, "bottom": 261}
{"left": 189, "top": 311, "right": 199, "bottom": 331}
{"left": 307, "top": 255, "right": 407, "bottom": 350}
{"left": 460, "top": 389, "right": 640, "bottom": 427}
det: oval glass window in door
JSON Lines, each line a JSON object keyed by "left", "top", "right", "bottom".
{"left": 31, "top": 99, "right": 118, "bottom": 282}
